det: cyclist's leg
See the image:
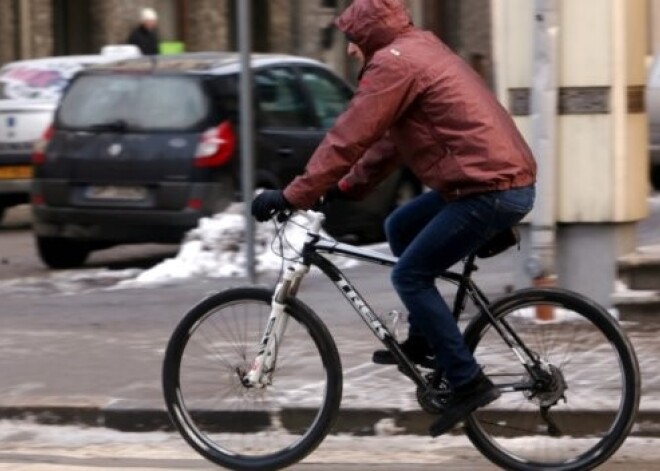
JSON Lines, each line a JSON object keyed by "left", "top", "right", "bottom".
{"left": 385, "top": 191, "right": 446, "bottom": 257}
{"left": 391, "top": 205, "right": 486, "bottom": 386}
{"left": 391, "top": 187, "right": 534, "bottom": 433}
{"left": 376, "top": 192, "right": 446, "bottom": 363}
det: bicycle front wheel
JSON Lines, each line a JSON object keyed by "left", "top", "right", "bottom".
{"left": 163, "top": 287, "right": 343, "bottom": 471}
{"left": 464, "top": 288, "right": 640, "bottom": 471}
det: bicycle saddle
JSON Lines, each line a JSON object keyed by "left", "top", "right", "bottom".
{"left": 476, "top": 227, "right": 520, "bottom": 258}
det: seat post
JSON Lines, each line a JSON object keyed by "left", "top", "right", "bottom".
{"left": 462, "top": 253, "right": 479, "bottom": 279}
{"left": 452, "top": 253, "right": 479, "bottom": 320}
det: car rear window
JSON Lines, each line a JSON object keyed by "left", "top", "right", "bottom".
{"left": 57, "top": 74, "right": 209, "bottom": 131}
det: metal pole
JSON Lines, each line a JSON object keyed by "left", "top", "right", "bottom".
{"left": 528, "top": 0, "right": 559, "bottom": 317}
{"left": 238, "top": 0, "right": 256, "bottom": 283}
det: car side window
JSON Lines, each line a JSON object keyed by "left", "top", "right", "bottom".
{"left": 299, "top": 67, "right": 352, "bottom": 129}
{"left": 208, "top": 75, "right": 240, "bottom": 122}
{"left": 255, "top": 67, "right": 308, "bottom": 129}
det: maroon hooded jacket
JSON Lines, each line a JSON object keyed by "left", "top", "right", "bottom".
{"left": 283, "top": 0, "right": 536, "bottom": 209}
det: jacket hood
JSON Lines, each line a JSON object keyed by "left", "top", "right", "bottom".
{"left": 335, "top": 0, "right": 412, "bottom": 57}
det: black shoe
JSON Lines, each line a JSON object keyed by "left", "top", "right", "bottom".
{"left": 372, "top": 334, "right": 435, "bottom": 369}
{"left": 429, "top": 370, "right": 501, "bottom": 437}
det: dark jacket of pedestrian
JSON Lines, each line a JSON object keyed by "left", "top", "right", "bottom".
{"left": 283, "top": 0, "right": 536, "bottom": 209}
{"left": 127, "top": 25, "right": 160, "bottom": 55}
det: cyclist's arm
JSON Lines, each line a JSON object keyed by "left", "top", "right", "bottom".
{"left": 283, "top": 55, "right": 417, "bottom": 209}
{"left": 338, "top": 135, "right": 401, "bottom": 199}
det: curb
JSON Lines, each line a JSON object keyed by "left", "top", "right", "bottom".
{"left": 2, "top": 404, "right": 659, "bottom": 437}
{"left": 614, "top": 291, "right": 660, "bottom": 320}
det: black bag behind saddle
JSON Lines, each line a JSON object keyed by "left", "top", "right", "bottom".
{"left": 475, "top": 227, "right": 520, "bottom": 259}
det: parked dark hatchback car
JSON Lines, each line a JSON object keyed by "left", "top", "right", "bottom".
{"left": 32, "top": 52, "right": 421, "bottom": 268}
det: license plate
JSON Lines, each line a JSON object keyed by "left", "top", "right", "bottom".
{"left": 85, "top": 185, "right": 147, "bottom": 201}
{"left": 0, "top": 165, "right": 32, "bottom": 179}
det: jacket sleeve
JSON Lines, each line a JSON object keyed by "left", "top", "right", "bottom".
{"left": 338, "top": 135, "right": 401, "bottom": 199}
{"left": 283, "top": 55, "right": 417, "bottom": 209}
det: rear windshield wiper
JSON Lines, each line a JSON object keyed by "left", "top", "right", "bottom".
{"left": 86, "top": 119, "right": 130, "bottom": 132}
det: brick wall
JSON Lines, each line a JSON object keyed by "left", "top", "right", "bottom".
{"left": 0, "top": 0, "right": 54, "bottom": 62}
{"left": 460, "top": 0, "right": 491, "bottom": 56}
{"left": 268, "top": 0, "right": 292, "bottom": 53}
{"left": 31, "top": 0, "right": 53, "bottom": 57}
{"left": 0, "top": 0, "right": 16, "bottom": 64}
{"left": 185, "top": 0, "right": 228, "bottom": 52}
{"left": 90, "top": 0, "right": 159, "bottom": 51}
{"left": 459, "top": 0, "right": 493, "bottom": 86}
{"left": 299, "top": 1, "right": 336, "bottom": 59}
{"left": 0, "top": 0, "right": 494, "bottom": 75}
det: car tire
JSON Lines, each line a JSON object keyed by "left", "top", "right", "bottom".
{"left": 652, "top": 165, "right": 660, "bottom": 191}
{"left": 36, "top": 236, "right": 90, "bottom": 269}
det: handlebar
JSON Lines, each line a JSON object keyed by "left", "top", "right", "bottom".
{"left": 272, "top": 209, "right": 326, "bottom": 236}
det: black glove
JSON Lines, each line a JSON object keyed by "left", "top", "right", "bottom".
{"left": 251, "top": 190, "right": 292, "bottom": 222}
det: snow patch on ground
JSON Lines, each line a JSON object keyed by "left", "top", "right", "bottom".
{"left": 118, "top": 206, "right": 358, "bottom": 288}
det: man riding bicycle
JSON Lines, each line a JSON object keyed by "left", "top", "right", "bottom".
{"left": 252, "top": 0, "right": 537, "bottom": 437}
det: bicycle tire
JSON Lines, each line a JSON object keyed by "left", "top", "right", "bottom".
{"left": 463, "top": 287, "right": 640, "bottom": 471}
{"left": 163, "top": 286, "right": 343, "bottom": 471}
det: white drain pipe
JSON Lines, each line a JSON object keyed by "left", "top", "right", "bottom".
{"left": 526, "top": 0, "right": 559, "bottom": 286}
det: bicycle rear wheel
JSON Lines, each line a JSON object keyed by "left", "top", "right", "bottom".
{"left": 464, "top": 288, "right": 640, "bottom": 471}
{"left": 163, "top": 287, "right": 342, "bottom": 471}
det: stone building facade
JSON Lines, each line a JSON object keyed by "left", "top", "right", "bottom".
{"left": 0, "top": 0, "right": 492, "bottom": 83}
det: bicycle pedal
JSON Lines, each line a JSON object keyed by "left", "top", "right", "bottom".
{"left": 417, "top": 380, "right": 451, "bottom": 415}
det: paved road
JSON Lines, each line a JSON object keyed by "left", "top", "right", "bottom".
{"left": 0, "top": 205, "right": 180, "bottom": 281}
{"left": 0, "top": 199, "right": 659, "bottom": 422}
{"left": 0, "top": 197, "right": 659, "bottom": 471}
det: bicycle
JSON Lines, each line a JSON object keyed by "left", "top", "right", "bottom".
{"left": 162, "top": 209, "right": 640, "bottom": 471}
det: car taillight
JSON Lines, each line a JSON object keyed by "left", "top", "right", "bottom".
{"left": 32, "top": 124, "right": 54, "bottom": 165}
{"left": 187, "top": 198, "right": 202, "bottom": 210}
{"left": 194, "top": 121, "right": 236, "bottom": 168}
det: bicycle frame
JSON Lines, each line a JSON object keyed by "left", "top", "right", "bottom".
{"left": 246, "top": 210, "right": 544, "bottom": 391}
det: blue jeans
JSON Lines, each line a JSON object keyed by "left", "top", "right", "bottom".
{"left": 386, "top": 185, "right": 535, "bottom": 387}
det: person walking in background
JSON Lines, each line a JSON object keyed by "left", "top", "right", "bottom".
{"left": 127, "top": 8, "right": 160, "bottom": 55}
{"left": 251, "top": 0, "right": 536, "bottom": 437}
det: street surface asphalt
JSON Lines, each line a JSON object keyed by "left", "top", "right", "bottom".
{"left": 0, "top": 198, "right": 659, "bottom": 470}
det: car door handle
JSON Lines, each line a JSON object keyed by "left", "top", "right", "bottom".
{"left": 277, "top": 147, "right": 294, "bottom": 157}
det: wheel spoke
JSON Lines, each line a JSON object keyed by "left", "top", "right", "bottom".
{"left": 465, "top": 289, "right": 639, "bottom": 471}
{"left": 162, "top": 287, "right": 342, "bottom": 470}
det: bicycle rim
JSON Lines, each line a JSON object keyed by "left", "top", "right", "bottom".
{"left": 163, "top": 287, "right": 342, "bottom": 471}
{"left": 464, "top": 288, "right": 639, "bottom": 471}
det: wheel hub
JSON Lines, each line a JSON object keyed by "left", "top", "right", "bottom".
{"left": 524, "top": 364, "right": 567, "bottom": 407}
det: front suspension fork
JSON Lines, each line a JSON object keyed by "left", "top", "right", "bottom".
{"left": 244, "top": 264, "right": 307, "bottom": 387}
